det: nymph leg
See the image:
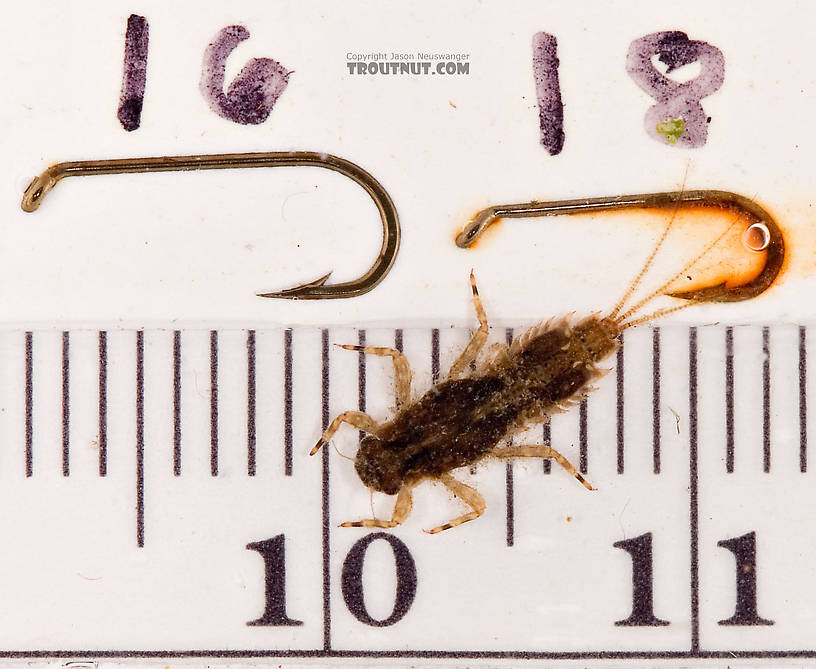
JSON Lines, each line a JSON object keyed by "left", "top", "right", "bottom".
{"left": 493, "top": 444, "right": 594, "bottom": 490}
{"left": 424, "top": 474, "right": 487, "bottom": 534}
{"left": 310, "top": 410, "right": 380, "bottom": 456}
{"left": 448, "top": 271, "right": 490, "bottom": 380}
{"left": 340, "top": 482, "right": 415, "bottom": 528}
{"left": 337, "top": 344, "right": 412, "bottom": 407}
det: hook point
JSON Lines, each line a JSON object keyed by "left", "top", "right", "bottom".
{"left": 257, "top": 270, "right": 333, "bottom": 299}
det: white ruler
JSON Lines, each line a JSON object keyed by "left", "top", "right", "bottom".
{"left": 0, "top": 323, "right": 810, "bottom": 662}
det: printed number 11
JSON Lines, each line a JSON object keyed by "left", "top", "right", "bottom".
{"left": 615, "top": 531, "right": 774, "bottom": 627}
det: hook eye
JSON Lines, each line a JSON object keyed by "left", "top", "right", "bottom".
{"left": 742, "top": 222, "right": 771, "bottom": 252}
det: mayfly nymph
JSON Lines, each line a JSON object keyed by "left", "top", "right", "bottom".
{"left": 311, "top": 202, "right": 778, "bottom": 533}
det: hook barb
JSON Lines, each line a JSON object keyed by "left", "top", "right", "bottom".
{"left": 457, "top": 190, "right": 784, "bottom": 303}
{"left": 21, "top": 152, "right": 400, "bottom": 299}
{"left": 257, "top": 271, "right": 334, "bottom": 300}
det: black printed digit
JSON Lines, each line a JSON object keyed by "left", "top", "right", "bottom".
{"left": 117, "top": 14, "right": 149, "bottom": 131}
{"left": 200, "top": 25, "right": 291, "bottom": 125}
{"left": 341, "top": 532, "right": 417, "bottom": 627}
{"left": 718, "top": 532, "right": 774, "bottom": 626}
{"left": 614, "top": 532, "right": 670, "bottom": 626}
{"left": 531, "top": 32, "right": 564, "bottom": 156}
{"left": 626, "top": 31, "right": 724, "bottom": 148}
{"left": 246, "top": 534, "right": 303, "bottom": 626}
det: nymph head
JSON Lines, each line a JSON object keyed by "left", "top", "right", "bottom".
{"left": 354, "top": 435, "right": 404, "bottom": 495}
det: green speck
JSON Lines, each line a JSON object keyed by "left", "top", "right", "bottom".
{"left": 656, "top": 118, "right": 685, "bottom": 144}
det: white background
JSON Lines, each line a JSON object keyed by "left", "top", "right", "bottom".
{"left": 2, "top": 1, "right": 816, "bottom": 668}
{"left": 2, "top": 0, "right": 815, "bottom": 328}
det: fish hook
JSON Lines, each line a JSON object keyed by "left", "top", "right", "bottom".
{"left": 455, "top": 190, "right": 784, "bottom": 302}
{"left": 21, "top": 151, "right": 400, "bottom": 299}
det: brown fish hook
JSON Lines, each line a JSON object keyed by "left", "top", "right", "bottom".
{"left": 455, "top": 190, "right": 784, "bottom": 302}
{"left": 21, "top": 151, "right": 400, "bottom": 299}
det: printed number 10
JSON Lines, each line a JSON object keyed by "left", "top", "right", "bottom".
{"left": 246, "top": 533, "right": 417, "bottom": 628}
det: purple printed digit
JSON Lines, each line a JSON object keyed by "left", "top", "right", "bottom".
{"left": 532, "top": 32, "right": 564, "bottom": 156}
{"left": 200, "top": 25, "right": 291, "bottom": 125}
{"left": 626, "top": 31, "right": 724, "bottom": 148}
{"left": 117, "top": 14, "right": 149, "bottom": 132}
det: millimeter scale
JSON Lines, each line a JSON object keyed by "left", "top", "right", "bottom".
{"left": 0, "top": 321, "right": 810, "bottom": 662}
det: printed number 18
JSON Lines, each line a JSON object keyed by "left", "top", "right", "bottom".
{"left": 534, "top": 30, "right": 724, "bottom": 154}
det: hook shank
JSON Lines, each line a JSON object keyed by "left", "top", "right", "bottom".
{"left": 22, "top": 151, "right": 400, "bottom": 299}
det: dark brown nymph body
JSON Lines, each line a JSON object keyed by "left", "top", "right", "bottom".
{"left": 311, "top": 273, "right": 627, "bottom": 534}
{"left": 353, "top": 315, "right": 618, "bottom": 496}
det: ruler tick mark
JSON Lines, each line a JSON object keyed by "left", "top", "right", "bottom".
{"left": 800, "top": 325, "right": 807, "bottom": 473}
{"left": 284, "top": 329, "right": 293, "bottom": 476}
{"left": 321, "top": 329, "right": 331, "bottom": 651}
{"left": 247, "top": 330, "right": 256, "bottom": 477}
{"left": 62, "top": 331, "right": 70, "bottom": 477}
{"left": 25, "top": 332, "right": 33, "bottom": 478}
{"left": 136, "top": 331, "right": 145, "bottom": 548}
{"left": 763, "top": 326, "right": 771, "bottom": 473}
{"left": 616, "top": 334, "right": 624, "bottom": 475}
{"left": 394, "top": 329, "right": 403, "bottom": 407}
{"left": 689, "top": 327, "right": 699, "bottom": 652}
{"left": 542, "top": 422, "right": 551, "bottom": 474}
{"left": 210, "top": 330, "right": 219, "bottom": 477}
{"left": 725, "top": 326, "right": 734, "bottom": 473}
{"left": 579, "top": 398, "right": 588, "bottom": 475}
{"left": 505, "top": 462, "right": 514, "bottom": 547}
{"left": 358, "top": 329, "right": 366, "bottom": 444}
{"left": 505, "top": 327, "right": 514, "bottom": 547}
{"left": 431, "top": 329, "right": 440, "bottom": 383}
{"left": 321, "top": 331, "right": 330, "bottom": 432}
{"left": 652, "top": 327, "right": 661, "bottom": 474}
{"left": 98, "top": 331, "right": 108, "bottom": 477}
{"left": 173, "top": 331, "right": 181, "bottom": 476}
